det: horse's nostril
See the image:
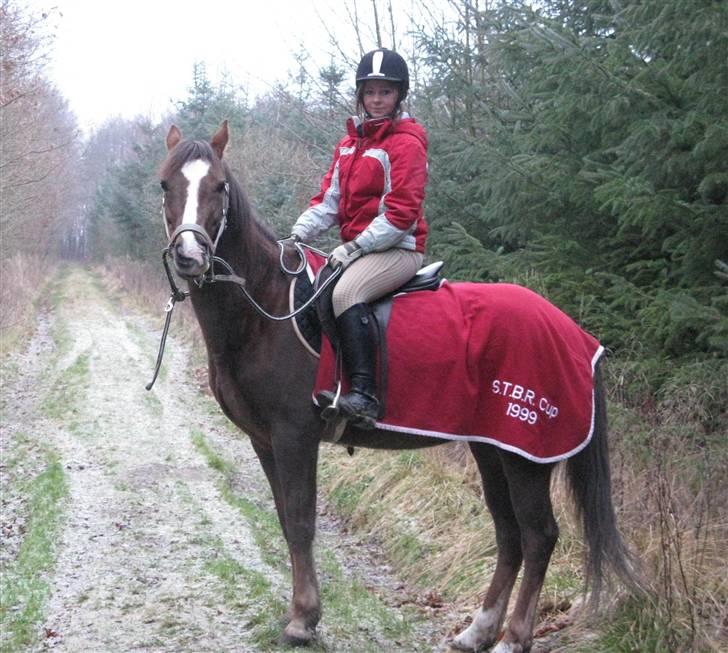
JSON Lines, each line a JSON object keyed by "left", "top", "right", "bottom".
{"left": 172, "top": 239, "right": 210, "bottom": 278}
{"left": 173, "top": 243, "right": 198, "bottom": 268}
{"left": 174, "top": 242, "right": 191, "bottom": 262}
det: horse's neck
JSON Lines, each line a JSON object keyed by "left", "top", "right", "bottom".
{"left": 189, "top": 224, "right": 286, "bottom": 350}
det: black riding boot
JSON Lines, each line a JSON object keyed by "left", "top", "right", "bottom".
{"left": 334, "top": 303, "right": 380, "bottom": 429}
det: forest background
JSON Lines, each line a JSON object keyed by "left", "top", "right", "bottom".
{"left": 2, "top": 0, "right": 726, "bottom": 651}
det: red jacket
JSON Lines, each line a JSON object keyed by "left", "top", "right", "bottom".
{"left": 292, "top": 114, "right": 428, "bottom": 253}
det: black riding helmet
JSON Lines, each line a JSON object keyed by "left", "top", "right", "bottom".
{"left": 356, "top": 49, "right": 410, "bottom": 101}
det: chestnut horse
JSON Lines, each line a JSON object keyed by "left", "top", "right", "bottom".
{"left": 156, "top": 121, "right": 639, "bottom": 652}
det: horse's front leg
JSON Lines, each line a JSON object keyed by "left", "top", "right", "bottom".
{"left": 249, "top": 439, "right": 289, "bottom": 541}
{"left": 269, "top": 428, "right": 321, "bottom": 645}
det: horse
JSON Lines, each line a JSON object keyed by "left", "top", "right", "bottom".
{"left": 156, "top": 120, "right": 640, "bottom": 653}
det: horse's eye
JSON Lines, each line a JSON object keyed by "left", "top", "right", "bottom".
{"left": 160, "top": 180, "right": 169, "bottom": 192}
{"left": 217, "top": 181, "right": 226, "bottom": 193}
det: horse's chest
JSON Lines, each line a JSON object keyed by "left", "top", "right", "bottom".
{"left": 208, "top": 361, "right": 259, "bottom": 430}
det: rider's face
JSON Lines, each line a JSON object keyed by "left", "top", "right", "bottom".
{"left": 362, "top": 80, "right": 399, "bottom": 118}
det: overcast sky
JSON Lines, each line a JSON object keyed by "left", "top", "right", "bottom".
{"left": 25, "top": 0, "right": 409, "bottom": 132}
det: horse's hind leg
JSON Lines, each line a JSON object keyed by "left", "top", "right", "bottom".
{"left": 496, "top": 452, "right": 558, "bottom": 653}
{"left": 452, "top": 443, "right": 524, "bottom": 652}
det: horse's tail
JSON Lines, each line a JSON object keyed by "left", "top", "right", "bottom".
{"left": 565, "top": 361, "right": 643, "bottom": 609}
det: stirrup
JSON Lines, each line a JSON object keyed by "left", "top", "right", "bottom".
{"left": 348, "top": 412, "right": 377, "bottom": 430}
{"left": 317, "top": 383, "right": 343, "bottom": 422}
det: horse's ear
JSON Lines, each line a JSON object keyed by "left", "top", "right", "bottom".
{"left": 211, "top": 120, "right": 229, "bottom": 159}
{"left": 166, "top": 125, "right": 182, "bottom": 151}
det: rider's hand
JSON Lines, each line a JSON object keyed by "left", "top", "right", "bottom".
{"left": 329, "top": 241, "right": 364, "bottom": 269}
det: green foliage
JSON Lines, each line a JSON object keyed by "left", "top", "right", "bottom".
{"left": 416, "top": 0, "right": 728, "bottom": 401}
{"left": 173, "top": 62, "right": 248, "bottom": 139}
{"left": 89, "top": 121, "right": 167, "bottom": 262}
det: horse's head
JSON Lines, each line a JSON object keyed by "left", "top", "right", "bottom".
{"left": 159, "top": 120, "right": 230, "bottom": 280}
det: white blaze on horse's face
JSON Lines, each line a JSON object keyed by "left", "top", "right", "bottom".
{"left": 177, "top": 158, "right": 212, "bottom": 260}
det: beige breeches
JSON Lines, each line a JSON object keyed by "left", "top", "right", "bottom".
{"left": 332, "top": 249, "right": 424, "bottom": 317}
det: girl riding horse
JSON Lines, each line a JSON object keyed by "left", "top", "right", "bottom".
{"left": 288, "top": 49, "right": 428, "bottom": 430}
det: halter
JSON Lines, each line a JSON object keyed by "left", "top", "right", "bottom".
{"left": 146, "top": 183, "right": 341, "bottom": 390}
{"left": 147, "top": 182, "right": 229, "bottom": 391}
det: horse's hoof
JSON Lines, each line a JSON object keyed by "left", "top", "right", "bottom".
{"left": 449, "top": 636, "right": 481, "bottom": 652}
{"left": 451, "top": 629, "right": 496, "bottom": 652}
{"left": 281, "top": 621, "right": 315, "bottom": 647}
{"left": 491, "top": 641, "right": 524, "bottom": 653}
{"left": 449, "top": 639, "right": 502, "bottom": 653}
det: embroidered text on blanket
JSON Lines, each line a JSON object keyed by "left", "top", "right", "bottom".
{"left": 492, "top": 378, "right": 560, "bottom": 425}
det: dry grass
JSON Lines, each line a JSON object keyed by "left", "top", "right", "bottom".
{"left": 319, "top": 445, "right": 499, "bottom": 610}
{"left": 0, "top": 254, "right": 56, "bottom": 356}
{"left": 94, "top": 256, "right": 206, "bottom": 359}
{"left": 319, "top": 381, "right": 728, "bottom": 651}
{"left": 605, "top": 399, "right": 728, "bottom": 651}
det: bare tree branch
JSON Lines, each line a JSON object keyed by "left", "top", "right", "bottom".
{"left": 371, "top": 0, "right": 382, "bottom": 47}
{"left": 347, "top": 0, "right": 364, "bottom": 56}
{"left": 388, "top": 1, "right": 397, "bottom": 50}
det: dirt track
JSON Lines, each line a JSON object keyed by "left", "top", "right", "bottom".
{"left": 1, "top": 267, "right": 455, "bottom": 653}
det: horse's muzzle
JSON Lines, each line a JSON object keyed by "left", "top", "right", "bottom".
{"left": 171, "top": 240, "right": 210, "bottom": 279}
{"left": 168, "top": 222, "right": 216, "bottom": 279}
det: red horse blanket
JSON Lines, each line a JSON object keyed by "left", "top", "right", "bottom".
{"left": 312, "top": 280, "right": 604, "bottom": 463}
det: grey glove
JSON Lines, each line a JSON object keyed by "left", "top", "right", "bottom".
{"left": 329, "top": 241, "right": 364, "bottom": 269}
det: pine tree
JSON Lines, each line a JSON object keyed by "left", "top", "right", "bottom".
{"left": 415, "top": 0, "right": 727, "bottom": 368}
{"left": 174, "top": 62, "right": 248, "bottom": 140}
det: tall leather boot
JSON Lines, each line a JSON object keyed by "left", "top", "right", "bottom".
{"left": 335, "top": 303, "right": 380, "bottom": 430}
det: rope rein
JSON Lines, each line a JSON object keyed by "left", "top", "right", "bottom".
{"left": 210, "top": 250, "right": 340, "bottom": 322}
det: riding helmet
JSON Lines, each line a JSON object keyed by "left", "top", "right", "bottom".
{"left": 356, "top": 49, "right": 409, "bottom": 99}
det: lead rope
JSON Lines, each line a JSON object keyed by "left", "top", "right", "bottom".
{"left": 146, "top": 249, "right": 188, "bottom": 390}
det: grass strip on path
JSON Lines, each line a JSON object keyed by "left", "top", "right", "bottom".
{"left": 191, "top": 430, "right": 425, "bottom": 652}
{"left": 0, "top": 441, "right": 68, "bottom": 653}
